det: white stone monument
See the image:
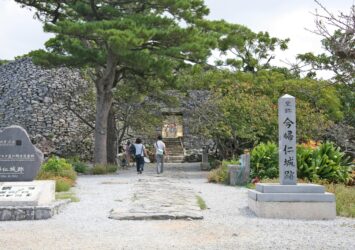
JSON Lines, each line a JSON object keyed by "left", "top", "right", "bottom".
{"left": 248, "top": 94, "right": 336, "bottom": 220}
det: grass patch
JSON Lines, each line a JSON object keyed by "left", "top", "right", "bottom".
{"left": 92, "top": 164, "right": 118, "bottom": 175}
{"left": 55, "top": 192, "right": 80, "bottom": 202}
{"left": 196, "top": 195, "right": 207, "bottom": 210}
{"left": 325, "top": 184, "right": 355, "bottom": 218}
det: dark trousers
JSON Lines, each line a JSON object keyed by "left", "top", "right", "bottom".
{"left": 135, "top": 156, "right": 144, "bottom": 172}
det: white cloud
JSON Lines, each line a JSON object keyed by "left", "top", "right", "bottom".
{"left": 0, "top": 0, "right": 52, "bottom": 59}
{"left": 0, "top": 0, "right": 353, "bottom": 63}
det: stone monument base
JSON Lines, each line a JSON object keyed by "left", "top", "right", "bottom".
{"left": 248, "top": 183, "right": 336, "bottom": 220}
{"left": 0, "top": 180, "right": 68, "bottom": 220}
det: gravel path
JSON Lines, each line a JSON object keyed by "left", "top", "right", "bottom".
{"left": 0, "top": 163, "right": 354, "bottom": 250}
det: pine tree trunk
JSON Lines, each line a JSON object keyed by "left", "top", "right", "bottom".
{"left": 107, "top": 106, "right": 117, "bottom": 164}
{"left": 93, "top": 52, "right": 118, "bottom": 165}
{"left": 94, "top": 92, "right": 112, "bottom": 165}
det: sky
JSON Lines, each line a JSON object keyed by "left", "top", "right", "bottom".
{"left": 0, "top": 0, "right": 354, "bottom": 68}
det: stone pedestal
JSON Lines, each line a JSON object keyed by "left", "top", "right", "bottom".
{"left": 248, "top": 183, "right": 336, "bottom": 220}
{"left": 0, "top": 180, "right": 55, "bottom": 206}
{"left": 0, "top": 180, "right": 65, "bottom": 220}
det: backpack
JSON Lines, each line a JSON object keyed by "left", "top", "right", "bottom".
{"left": 129, "top": 144, "right": 136, "bottom": 156}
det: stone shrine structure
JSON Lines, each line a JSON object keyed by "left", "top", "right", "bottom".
{"left": 248, "top": 94, "right": 336, "bottom": 220}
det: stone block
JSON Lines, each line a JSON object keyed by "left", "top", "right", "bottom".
{"left": 228, "top": 165, "right": 239, "bottom": 186}
{"left": 248, "top": 197, "right": 336, "bottom": 220}
{"left": 248, "top": 189, "right": 335, "bottom": 202}
{"left": 0, "top": 180, "right": 55, "bottom": 206}
{"left": 256, "top": 183, "right": 325, "bottom": 193}
{"left": 0, "top": 199, "right": 70, "bottom": 221}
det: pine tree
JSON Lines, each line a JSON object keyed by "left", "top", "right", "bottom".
{"left": 16, "top": 0, "right": 217, "bottom": 164}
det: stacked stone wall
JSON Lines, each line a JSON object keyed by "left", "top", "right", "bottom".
{"left": 0, "top": 58, "right": 93, "bottom": 159}
{"left": 0, "top": 58, "right": 212, "bottom": 162}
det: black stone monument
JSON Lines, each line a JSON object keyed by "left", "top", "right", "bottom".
{"left": 0, "top": 126, "right": 43, "bottom": 181}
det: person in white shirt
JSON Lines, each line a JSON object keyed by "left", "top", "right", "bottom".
{"left": 154, "top": 135, "right": 166, "bottom": 174}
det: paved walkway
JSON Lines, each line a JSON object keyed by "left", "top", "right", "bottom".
{"left": 0, "top": 163, "right": 354, "bottom": 250}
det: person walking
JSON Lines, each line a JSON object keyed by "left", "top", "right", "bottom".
{"left": 134, "top": 138, "right": 147, "bottom": 174}
{"left": 154, "top": 135, "right": 166, "bottom": 174}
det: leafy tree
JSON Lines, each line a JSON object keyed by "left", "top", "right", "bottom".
{"left": 16, "top": 0, "right": 217, "bottom": 164}
{"left": 296, "top": 1, "right": 354, "bottom": 156}
{"left": 211, "top": 22, "right": 289, "bottom": 72}
{"left": 297, "top": 0, "right": 354, "bottom": 85}
{"left": 186, "top": 69, "right": 343, "bottom": 158}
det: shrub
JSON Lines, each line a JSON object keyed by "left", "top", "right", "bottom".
{"left": 66, "top": 157, "right": 90, "bottom": 174}
{"left": 37, "top": 156, "right": 77, "bottom": 190}
{"left": 298, "top": 142, "right": 352, "bottom": 183}
{"left": 313, "top": 142, "right": 352, "bottom": 183}
{"left": 92, "top": 165, "right": 107, "bottom": 175}
{"left": 54, "top": 177, "right": 72, "bottom": 192}
{"left": 250, "top": 141, "right": 352, "bottom": 184}
{"left": 207, "top": 165, "right": 228, "bottom": 183}
{"left": 250, "top": 142, "right": 278, "bottom": 179}
{"left": 297, "top": 145, "right": 316, "bottom": 180}
{"left": 42, "top": 156, "right": 72, "bottom": 173}
{"left": 207, "top": 159, "right": 237, "bottom": 184}
{"left": 72, "top": 161, "right": 90, "bottom": 174}
{"left": 106, "top": 164, "right": 118, "bottom": 173}
{"left": 209, "top": 158, "right": 222, "bottom": 170}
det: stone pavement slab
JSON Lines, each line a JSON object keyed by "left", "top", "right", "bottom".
{"left": 109, "top": 177, "right": 203, "bottom": 220}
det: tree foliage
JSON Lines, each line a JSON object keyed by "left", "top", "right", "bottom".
{"left": 297, "top": 1, "right": 354, "bottom": 85}
{"left": 208, "top": 22, "right": 289, "bottom": 72}
{"left": 16, "top": 0, "right": 218, "bottom": 164}
{"left": 187, "top": 69, "right": 343, "bottom": 158}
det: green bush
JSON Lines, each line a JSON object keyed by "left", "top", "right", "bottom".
{"left": 106, "top": 164, "right": 118, "bottom": 173}
{"left": 297, "top": 142, "right": 352, "bottom": 183}
{"left": 55, "top": 177, "right": 72, "bottom": 192}
{"left": 296, "top": 145, "right": 316, "bottom": 180}
{"left": 73, "top": 161, "right": 90, "bottom": 174}
{"left": 250, "top": 142, "right": 278, "bottom": 179}
{"left": 250, "top": 141, "right": 352, "bottom": 183}
{"left": 209, "top": 158, "right": 222, "bottom": 170}
{"left": 38, "top": 156, "right": 77, "bottom": 182}
{"left": 92, "top": 165, "right": 107, "bottom": 175}
{"left": 207, "top": 159, "right": 238, "bottom": 184}
{"left": 41, "top": 156, "right": 72, "bottom": 173}
{"left": 66, "top": 157, "right": 90, "bottom": 174}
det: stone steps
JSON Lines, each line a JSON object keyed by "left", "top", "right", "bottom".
{"left": 165, "top": 155, "right": 185, "bottom": 163}
{"left": 164, "top": 138, "right": 184, "bottom": 163}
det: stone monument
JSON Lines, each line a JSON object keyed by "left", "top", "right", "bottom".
{"left": 0, "top": 126, "right": 66, "bottom": 220}
{"left": 0, "top": 125, "right": 43, "bottom": 181}
{"left": 200, "top": 146, "right": 210, "bottom": 170}
{"left": 228, "top": 152, "right": 250, "bottom": 186}
{"left": 248, "top": 95, "right": 336, "bottom": 220}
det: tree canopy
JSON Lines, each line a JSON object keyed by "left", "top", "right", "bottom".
{"left": 16, "top": 0, "right": 219, "bottom": 164}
